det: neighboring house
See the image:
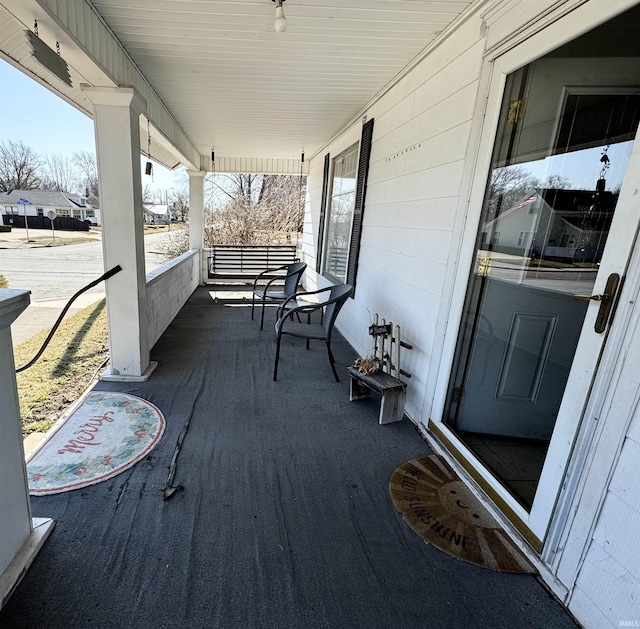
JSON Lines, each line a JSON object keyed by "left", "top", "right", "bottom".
{"left": 0, "top": 189, "right": 100, "bottom": 226}
{"left": 484, "top": 188, "right": 615, "bottom": 262}
{"left": 143, "top": 203, "right": 171, "bottom": 225}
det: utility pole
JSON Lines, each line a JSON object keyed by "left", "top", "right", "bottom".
{"left": 166, "top": 188, "right": 174, "bottom": 230}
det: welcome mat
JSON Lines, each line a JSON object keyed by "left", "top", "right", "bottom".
{"left": 27, "top": 391, "right": 165, "bottom": 496}
{"left": 389, "top": 455, "right": 536, "bottom": 573}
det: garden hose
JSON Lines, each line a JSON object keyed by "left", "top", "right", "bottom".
{"left": 15, "top": 265, "right": 122, "bottom": 373}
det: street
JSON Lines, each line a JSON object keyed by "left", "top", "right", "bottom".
{"left": 0, "top": 231, "right": 171, "bottom": 344}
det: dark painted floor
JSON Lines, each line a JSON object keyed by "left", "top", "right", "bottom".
{"left": 1, "top": 287, "right": 577, "bottom": 628}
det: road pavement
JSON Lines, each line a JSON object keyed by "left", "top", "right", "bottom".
{"left": 0, "top": 228, "right": 170, "bottom": 345}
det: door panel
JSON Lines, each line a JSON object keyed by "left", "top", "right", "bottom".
{"left": 457, "top": 277, "right": 587, "bottom": 440}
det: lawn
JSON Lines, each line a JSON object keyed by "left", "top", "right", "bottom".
{"left": 14, "top": 299, "right": 109, "bottom": 436}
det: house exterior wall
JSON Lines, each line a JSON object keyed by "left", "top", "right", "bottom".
{"left": 303, "top": 1, "right": 640, "bottom": 626}
{"left": 569, "top": 426, "right": 640, "bottom": 626}
{"left": 305, "top": 12, "right": 487, "bottom": 423}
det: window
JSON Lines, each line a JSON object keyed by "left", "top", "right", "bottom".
{"left": 316, "top": 154, "right": 331, "bottom": 273}
{"left": 518, "top": 231, "right": 532, "bottom": 246}
{"left": 318, "top": 118, "right": 375, "bottom": 293}
{"left": 58, "top": 209, "right": 71, "bottom": 217}
{"left": 37, "top": 207, "right": 44, "bottom": 216}
{"left": 323, "top": 144, "right": 359, "bottom": 282}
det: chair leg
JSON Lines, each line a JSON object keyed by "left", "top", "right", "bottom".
{"left": 251, "top": 292, "right": 256, "bottom": 320}
{"left": 273, "top": 334, "right": 282, "bottom": 381}
{"left": 260, "top": 295, "right": 268, "bottom": 330}
{"left": 326, "top": 341, "right": 339, "bottom": 382}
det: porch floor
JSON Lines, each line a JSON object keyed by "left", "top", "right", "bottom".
{"left": 1, "top": 287, "right": 577, "bottom": 628}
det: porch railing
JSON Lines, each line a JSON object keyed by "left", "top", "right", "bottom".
{"left": 146, "top": 250, "right": 199, "bottom": 347}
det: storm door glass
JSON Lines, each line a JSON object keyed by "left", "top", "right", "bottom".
{"left": 444, "top": 56, "right": 640, "bottom": 510}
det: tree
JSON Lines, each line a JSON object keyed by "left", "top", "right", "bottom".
{"left": 486, "top": 165, "right": 572, "bottom": 220}
{"left": 41, "top": 153, "right": 79, "bottom": 192}
{"left": 171, "top": 187, "right": 189, "bottom": 222}
{"left": 72, "top": 151, "right": 99, "bottom": 205}
{"left": 158, "top": 173, "right": 306, "bottom": 261}
{"left": 0, "top": 140, "right": 42, "bottom": 192}
{"left": 142, "top": 184, "right": 156, "bottom": 207}
{"left": 258, "top": 174, "right": 306, "bottom": 233}
{"left": 204, "top": 173, "right": 305, "bottom": 246}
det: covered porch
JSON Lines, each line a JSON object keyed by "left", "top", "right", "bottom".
{"left": 0, "top": 287, "right": 575, "bottom": 628}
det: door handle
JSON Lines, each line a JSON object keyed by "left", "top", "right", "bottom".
{"left": 574, "top": 273, "right": 621, "bottom": 334}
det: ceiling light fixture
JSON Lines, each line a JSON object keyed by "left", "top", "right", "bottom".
{"left": 272, "top": 0, "right": 287, "bottom": 33}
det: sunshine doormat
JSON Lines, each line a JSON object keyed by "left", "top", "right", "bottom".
{"left": 26, "top": 391, "right": 165, "bottom": 496}
{"left": 389, "top": 455, "right": 536, "bottom": 573}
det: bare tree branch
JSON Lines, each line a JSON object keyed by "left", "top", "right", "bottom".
{"left": 0, "top": 140, "right": 42, "bottom": 192}
{"left": 158, "top": 173, "right": 307, "bottom": 261}
{"left": 41, "top": 153, "right": 80, "bottom": 192}
{"left": 72, "top": 151, "right": 99, "bottom": 205}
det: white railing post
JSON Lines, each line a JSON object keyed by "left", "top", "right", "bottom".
{"left": 0, "top": 289, "right": 54, "bottom": 609}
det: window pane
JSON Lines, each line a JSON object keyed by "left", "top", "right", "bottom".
{"left": 323, "top": 143, "right": 358, "bottom": 282}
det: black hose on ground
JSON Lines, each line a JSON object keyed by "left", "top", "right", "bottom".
{"left": 15, "top": 265, "right": 122, "bottom": 373}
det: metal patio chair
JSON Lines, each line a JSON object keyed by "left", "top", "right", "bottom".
{"left": 273, "top": 283, "right": 353, "bottom": 382}
{"left": 251, "top": 261, "right": 307, "bottom": 330}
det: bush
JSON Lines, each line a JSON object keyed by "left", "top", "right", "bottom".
{"left": 0, "top": 225, "right": 11, "bottom": 233}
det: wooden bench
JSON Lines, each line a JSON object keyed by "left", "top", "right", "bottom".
{"left": 347, "top": 316, "right": 412, "bottom": 425}
{"left": 348, "top": 367, "right": 407, "bottom": 424}
{"left": 207, "top": 245, "right": 299, "bottom": 285}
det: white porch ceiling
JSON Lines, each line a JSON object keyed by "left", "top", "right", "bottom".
{"left": 0, "top": 0, "right": 477, "bottom": 171}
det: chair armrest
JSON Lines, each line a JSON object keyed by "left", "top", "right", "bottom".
{"left": 276, "top": 285, "right": 331, "bottom": 317}
{"left": 275, "top": 285, "right": 345, "bottom": 329}
{"left": 252, "top": 264, "right": 289, "bottom": 291}
{"left": 275, "top": 300, "right": 324, "bottom": 333}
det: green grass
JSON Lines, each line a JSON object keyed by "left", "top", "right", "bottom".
{"left": 29, "top": 236, "right": 98, "bottom": 246}
{"left": 14, "top": 299, "right": 109, "bottom": 435}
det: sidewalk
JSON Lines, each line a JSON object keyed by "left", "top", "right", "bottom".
{"left": 11, "top": 291, "right": 106, "bottom": 346}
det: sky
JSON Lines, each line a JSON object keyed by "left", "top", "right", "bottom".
{"left": 0, "top": 60, "right": 185, "bottom": 198}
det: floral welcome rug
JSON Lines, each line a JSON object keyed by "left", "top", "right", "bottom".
{"left": 26, "top": 391, "right": 165, "bottom": 496}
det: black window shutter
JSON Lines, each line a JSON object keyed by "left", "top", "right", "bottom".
{"left": 316, "top": 153, "right": 331, "bottom": 273}
{"left": 346, "top": 118, "right": 374, "bottom": 295}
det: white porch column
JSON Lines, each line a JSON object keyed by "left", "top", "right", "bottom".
{"left": 83, "top": 86, "right": 156, "bottom": 381}
{"left": 0, "top": 289, "right": 54, "bottom": 609}
{"left": 188, "top": 169, "right": 206, "bottom": 284}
